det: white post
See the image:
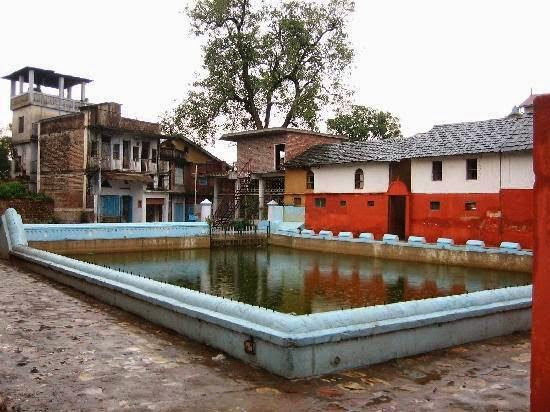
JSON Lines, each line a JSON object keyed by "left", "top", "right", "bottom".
{"left": 18, "top": 75, "right": 24, "bottom": 94}
{"left": 267, "top": 200, "right": 278, "bottom": 222}
{"left": 81, "top": 82, "right": 86, "bottom": 101}
{"left": 200, "top": 199, "right": 212, "bottom": 222}
{"left": 28, "top": 69, "right": 34, "bottom": 94}
{"left": 58, "top": 76, "right": 65, "bottom": 97}
{"left": 10, "top": 80, "right": 16, "bottom": 97}
{"left": 67, "top": 86, "right": 72, "bottom": 99}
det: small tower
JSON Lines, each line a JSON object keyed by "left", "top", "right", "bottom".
{"left": 2, "top": 67, "right": 92, "bottom": 189}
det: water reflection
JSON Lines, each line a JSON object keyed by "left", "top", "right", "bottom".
{"left": 69, "top": 246, "right": 531, "bottom": 315}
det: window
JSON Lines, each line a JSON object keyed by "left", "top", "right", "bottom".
{"left": 151, "top": 148, "right": 157, "bottom": 163}
{"left": 90, "top": 141, "right": 98, "bottom": 157}
{"left": 275, "top": 144, "right": 285, "bottom": 170}
{"left": 175, "top": 166, "right": 184, "bottom": 185}
{"left": 430, "top": 201, "right": 441, "bottom": 211}
{"left": 132, "top": 146, "right": 139, "bottom": 161}
{"left": 466, "top": 158, "right": 478, "bottom": 180}
{"left": 18, "top": 116, "right": 24, "bottom": 133}
{"left": 293, "top": 197, "right": 302, "bottom": 207}
{"left": 113, "top": 144, "right": 120, "bottom": 160}
{"left": 340, "top": 200, "right": 347, "bottom": 207}
{"left": 198, "top": 176, "right": 208, "bottom": 186}
{"left": 432, "top": 161, "right": 442, "bottom": 181}
{"left": 367, "top": 200, "right": 375, "bottom": 207}
{"left": 465, "top": 201, "right": 477, "bottom": 211}
{"left": 306, "top": 170, "right": 314, "bottom": 189}
{"left": 314, "top": 197, "right": 326, "bottom": 208}
{"left": 354, "top": 168, "right": 364, "bottom": 189}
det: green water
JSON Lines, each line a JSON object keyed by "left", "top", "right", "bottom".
{"left": 68, "top": 246, "right": 531, "bottom": 315}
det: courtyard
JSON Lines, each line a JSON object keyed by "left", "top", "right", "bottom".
{"left": 0, "top": 260, "right": 530, "bottom": 411}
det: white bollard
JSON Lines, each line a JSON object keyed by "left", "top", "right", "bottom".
{"left": 200, "top": 199, "right": 212, "bottom": 222}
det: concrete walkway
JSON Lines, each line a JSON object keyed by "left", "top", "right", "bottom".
{"left": 0, "top": 261, "right": 530, "bottom": 411}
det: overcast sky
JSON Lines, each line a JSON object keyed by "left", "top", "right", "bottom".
{"left": 1, "top": 0, "right": 548, "bottom": 162}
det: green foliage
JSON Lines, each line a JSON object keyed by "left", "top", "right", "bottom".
{"left": 0, "top": 181, "right": 51, "bottom": 201}
{"left": 327, "top": 105, "right": 402, "bottom": 141}
{"left": 0, "top": 136, "right": 12, "bottom": 180}
{"left": 161, "top": 0, "right": 355, "bottom": 145}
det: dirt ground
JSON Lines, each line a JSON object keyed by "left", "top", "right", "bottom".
{"left": 0, "top": 260, "right": 531, "bottom": 411}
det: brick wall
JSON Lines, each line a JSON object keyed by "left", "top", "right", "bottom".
{"left": 40, "top": 127, "right": 86, "bottom": 209}
{"left": 236, "top": 131, "right": 341, "bottom": 173}
{"left": 0, "top": 198, "right": 54, "bottom": 223}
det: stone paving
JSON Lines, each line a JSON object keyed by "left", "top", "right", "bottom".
{"left": 0, "top": 260, "right": 531, "bottom": 411}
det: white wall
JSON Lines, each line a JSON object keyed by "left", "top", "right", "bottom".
{"left": 313, "top": 162, "right": 390, "bottom": 194}
{"left": 501, "top": 150, "right": 534, "bottom": 189}
{"left": 99, "top": 180, "right": 146, "bottom": 222}
{"left": 411, "top": 154, "right": 501, "bottom": 194}
{"left": 102, "top": 135, "right": 158, "bottom": 173}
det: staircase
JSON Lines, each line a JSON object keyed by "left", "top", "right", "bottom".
{"left": 212, "top": 160, "right": 253, "bottom": 228}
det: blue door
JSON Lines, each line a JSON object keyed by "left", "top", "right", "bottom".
{"left": 174, "top": 203, "right": 185, "bottom": 222}
{"left": 101, "top": 195, "right": 120, "bottom": 217}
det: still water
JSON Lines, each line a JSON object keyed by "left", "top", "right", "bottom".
{"left": 69, "top": 246, "right": 531, "bottom": 315}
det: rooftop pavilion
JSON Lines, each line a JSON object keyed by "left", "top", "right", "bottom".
{"left": 3, "top": 66, "right": 92, "bottom": 113}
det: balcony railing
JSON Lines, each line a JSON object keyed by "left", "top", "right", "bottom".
{"left": 10, "top": 92, "right": 87, "bottom": 112}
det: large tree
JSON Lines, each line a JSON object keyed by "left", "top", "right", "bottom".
{"left": 327, "top": 105, "right": 401, "bottom": 141}
{"left": 162, "top": 0, "right": 355, "bottom": 145}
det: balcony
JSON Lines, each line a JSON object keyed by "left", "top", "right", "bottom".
{"left": 159, "top": 148, "right": 186, "bottom": 165}
{"left": 10, "top": 92, "right": 87, "bottom": 112}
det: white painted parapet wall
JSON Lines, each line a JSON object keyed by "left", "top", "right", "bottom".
{"left": 0, "top": 208, "right": 532, "bottom": 378}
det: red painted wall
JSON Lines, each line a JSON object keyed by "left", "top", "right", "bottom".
{"left": 409, "top": 191, "right": 533, "bottom": 248}
{"left": 305, "top": 190, "right": 533, "bottom": 247}
{"left": 531, "top": 94, "right": 550, "bottom": 411}
{"left": 305, "top": 193, "right": 388, "bottom": 238}
{"left": 501, "top": 189, "right": 534, "bottom": 249}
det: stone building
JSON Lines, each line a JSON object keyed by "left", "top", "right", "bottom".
{"left": 3, "top": 67, "right": 91, "bottom": 192}
{"left": 3, "top": 67, "right": 225, "bottom": 223}
{"left": 213, "top": 128, "right": 344, "bottom": 224}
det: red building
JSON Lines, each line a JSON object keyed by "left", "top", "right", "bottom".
{"left": 285, "top": 107, "right": 534, "bottom": 248}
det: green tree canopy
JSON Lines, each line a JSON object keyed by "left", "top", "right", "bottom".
{"left": 161, "top": 0, "right": 355, "bottom": 145}
{"left": 0, "top": 127, "right": 12, "bottom": 180}
{"left": 327, "top": 105, "right": 401, "bottom": 141}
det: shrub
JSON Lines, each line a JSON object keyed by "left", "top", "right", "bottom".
{"left": 0, "top": 181, "right": 51, "bottom": 201}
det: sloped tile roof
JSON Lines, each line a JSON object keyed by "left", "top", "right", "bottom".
{"left": 285, "top": 113, "right": 533, "bottom": 168}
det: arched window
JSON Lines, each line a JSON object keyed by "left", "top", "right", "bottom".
{"left": 306, "top": 170, "right": 314, "bottom": 189}
{"left": 354, "top": 168, "right": 364, "bottom": 189}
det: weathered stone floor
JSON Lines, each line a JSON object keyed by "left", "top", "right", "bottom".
{"left": 0, "top": 260, "right": 530, "bottom": 411}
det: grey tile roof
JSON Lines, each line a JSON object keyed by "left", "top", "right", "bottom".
{"left": 284, "top": 140, "right": 402, "bottom": 168}
{"left": 404, "top": 113, "right": 533, "bottom": 158}
{"left": 285, "top": 113, "right": 533, "bottom": 168}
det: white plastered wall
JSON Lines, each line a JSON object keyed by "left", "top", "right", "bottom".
{"left": 411, "top": 153, "right": 501, "bottom": 194}
{"left": 500, "top": 150, "right": 534, "bottom": 189}
{"left": 312, "top": 162, "right": 390, "bottom": 193}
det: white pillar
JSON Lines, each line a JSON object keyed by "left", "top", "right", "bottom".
{"left": 18, "top": 75, "right": 24, "bottom": 94}
{"left": 213, "top": 178, "right": 219, "bottom": 215}
{"left": 267, "top": 200, "right": 278, "bottom": 222}
{"left": 58, "top": 76, "right": 64, "bottom": 97}
{"left": 28, "top": 69, "right": 34, "bottom": 94}
{"left": 67, "top": 86, "right": 72, "bottom": 99}
{"left": 81, "top": 82, "right": 86, "bottom": 101}
{"left": 10, "top": 80, "right": 16, "bottom": 97}
{"left": 200, "top": 199, "right": 212, "bottom": 222}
